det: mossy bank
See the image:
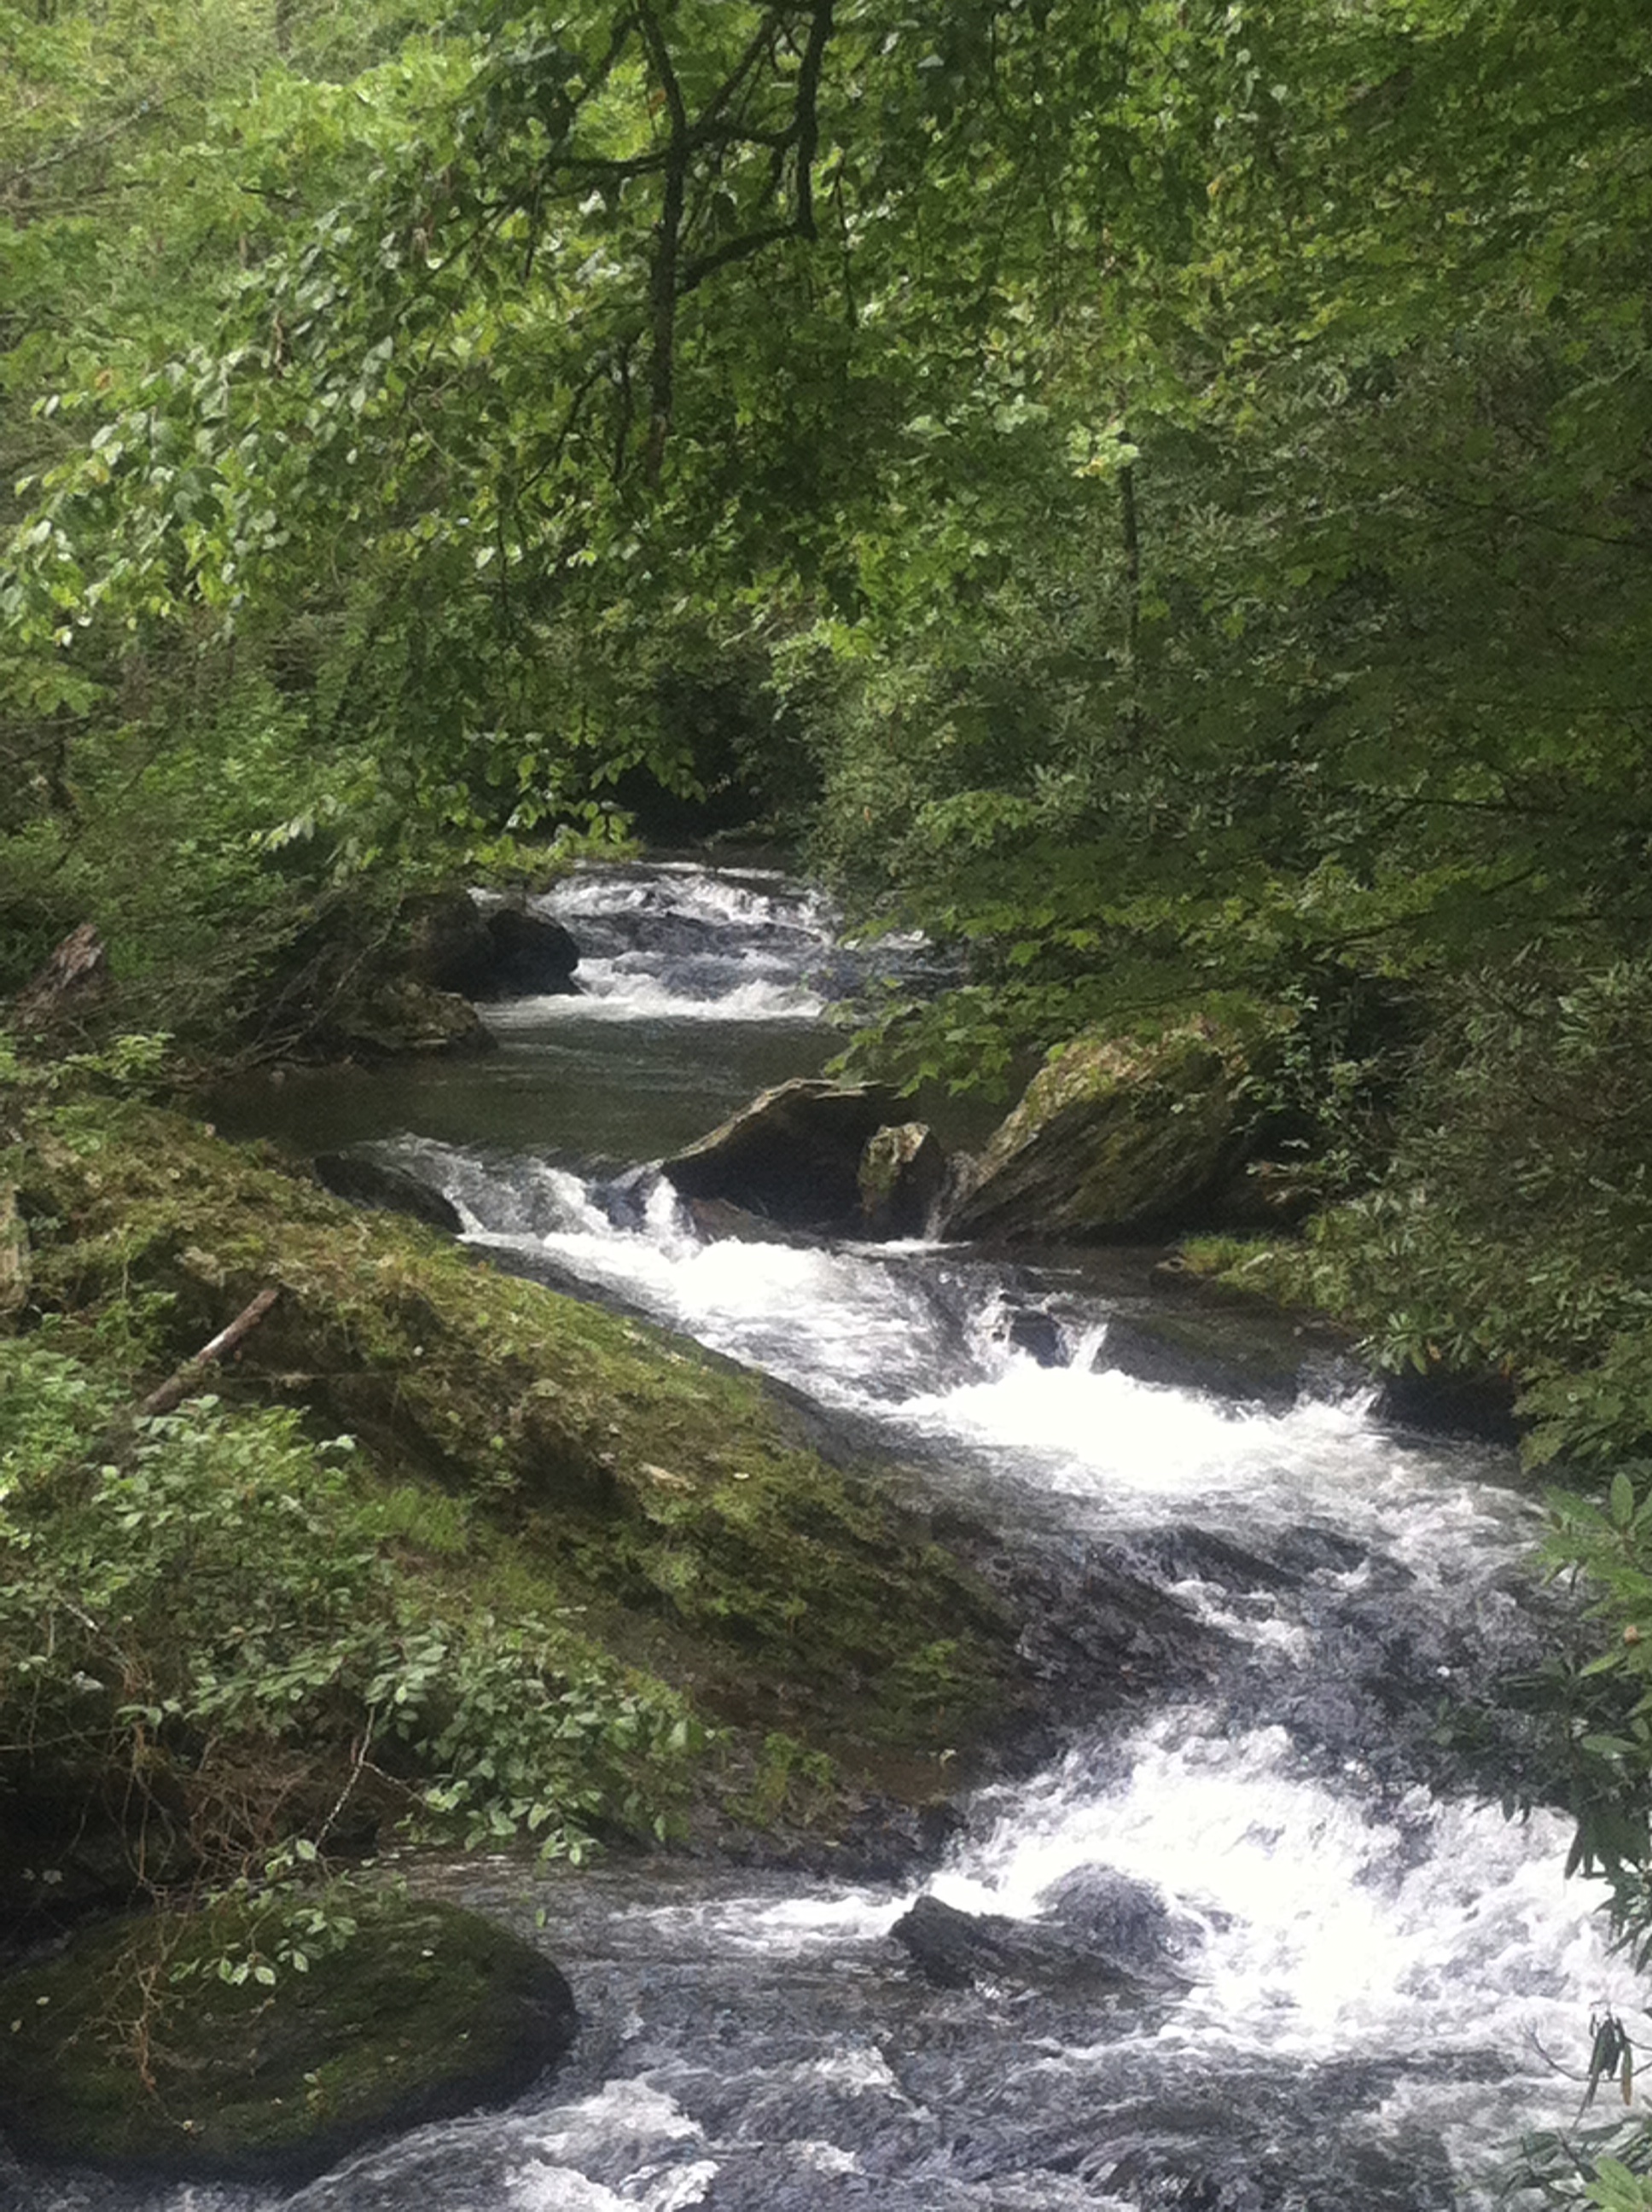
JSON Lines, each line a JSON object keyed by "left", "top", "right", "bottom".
{"left": 0, "top": 1068, "right": 1029, "bottom": 1929}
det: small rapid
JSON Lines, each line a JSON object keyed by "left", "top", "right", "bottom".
{"left": 15, "top": 863, "right": 1629, "bottom": 2212}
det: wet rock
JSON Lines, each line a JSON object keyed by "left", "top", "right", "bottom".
{"left": 465, "top": 1236, "right": 666, "bottom": 1327}
{"left": 686, "top": 1196, "right": 824, "bottom": 1249}
{"left": 1079, "top": 2070, "right": 1460, "bottom": 2212}
{"left": 1120, "top": 1520, "right": 1366, "bottom": 1597}
{"left": 662, "top": 1079, "right": 898, "bottom": 1231}
{"left": 1374, "top": 1362, "right": 1521, "bottom": 1447}
{"left": 993, "top": 1299, "right": 1068, "bottom": 1367}
{"left": 327, "top": 981, "right": 495, "bottom": 1058}
{"left": 993, "top": 1540, "right": 1232, "bottom": 1708}
{"left": 858, "top": 1122, "right": 947, "bottom": 1239}
{"left": 480, "top": 905, "right": 580, "bottom": 997}
{"left": 1091, "top": 1309, "right": 1309, "bottom": 1408}
{"left": 313, "top": 1150, "right": 464, "bottom": 1233}
{"left": 891, "top": 1893, "right": 1157, "bottom": 1998}
{"left": 939, "top": 1025, "right": 1254, "bottom": 1244}
{"left": 0, "top": 1895, "right": 578, "bottom": 2187}
{"left": 405, "top": 891, "right": 580, "bottom": 999}
{"left": 1038, "top": 1864, "right": 1191, "bottom": 1975}
{"left": 590, "top": 1161, "right": 660, "bottom": 1231}
{"left": 404, "top": 888, "right": 497, "bottom": 995}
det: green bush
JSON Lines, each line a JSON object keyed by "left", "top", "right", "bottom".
{"left": 0, "top": 1342, "right": 696, "bottom": 1883}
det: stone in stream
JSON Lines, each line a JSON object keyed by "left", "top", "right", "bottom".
{"left": 0, "top": 1895, "right": 578, "bottom": 2187}
{"left": 890, "top": 1891, "right": 1183, "bottom": 2000}
{"left": 990, "top": 1297, "right": 1069, "bottom": 1367}
{"left": 858, "top": 1121, "right": 947, "bottom": 1238}
{"left": 939, "top": 1023, "right": 1254, "bottom": 1243}
{"left": 1036, "top": 1862, "right": 1195, "bottom": 1976}
{"left": 404, "top": 889, "right": 580, "bottom": 999}
{"left": 480, "top": 905, "right": 581, "bottom": 997}
{"left": 661, "top": 1078, "right": 898, "bottom": 1231}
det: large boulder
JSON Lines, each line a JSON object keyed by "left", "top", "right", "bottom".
{"left": 405, "top": 893, "right": 580, "bottom": 1000}
{"left": 404, "top": 888, "right": 497, "bottom": 996}
{"left": 661, "top": 1079, "right": 897, "bottom": 1231}
{"left": 0, "top": 1894, "right": 577, "bottom": 2186}
{"left": 939, "top": 1026, "right": 1252, "bottom": 1244}
{"left": 480, "top": 905, "right": 580, "bottom": 997}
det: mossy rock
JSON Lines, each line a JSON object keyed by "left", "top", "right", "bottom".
{"left": 323, "top": 981, "right": 495, "bottom": 1059}
{"left": 941, "top": 1026, "right": 1252, "bottom": 1244}
{"left": 0, "top": 1894, "right": 575, "bottom": 2186}
{"left": 858, "top": 1122, "right": 945, "bottom": 1238}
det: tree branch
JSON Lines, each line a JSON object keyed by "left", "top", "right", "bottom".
{"left": 138, "top": 1287, "right": 282, "bottom": 1419}
{"left": 634, "top": 1, "right": 689, "bottom": 485}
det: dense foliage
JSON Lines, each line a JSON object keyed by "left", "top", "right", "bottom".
{"left": 0, "top": 1334, "right": 701, "bottom": 1878}
{"left": 6, "top": 2, "right": 1649, "bottom": 1041}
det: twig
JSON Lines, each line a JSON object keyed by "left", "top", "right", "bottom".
{"left": 138, "top": 1287, "right": 282, "bottom": 1418}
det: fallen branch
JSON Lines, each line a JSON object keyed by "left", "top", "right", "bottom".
{"left": 138, "top": 1287, "right": 282, "bottom": 1418}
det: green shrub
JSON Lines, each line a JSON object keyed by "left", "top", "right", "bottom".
{"left": 0, "top": 1342, "right": 696, "bottom": 1884}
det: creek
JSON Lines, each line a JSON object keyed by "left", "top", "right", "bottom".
{"left": 19, "top": 861, "right": 1635, "bottom": 2212}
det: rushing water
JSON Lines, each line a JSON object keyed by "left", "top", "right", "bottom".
{"left": 14, "top": 864, "right": 1633, "bottom": 2212}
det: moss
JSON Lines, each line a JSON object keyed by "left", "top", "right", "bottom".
{"left": 0, "top": 1891, "right": 575, "bottom": 2184}
{"left": 947, "top": 1025, "right": 1252, "bottom": 1243}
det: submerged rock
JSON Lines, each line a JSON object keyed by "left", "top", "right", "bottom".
{"left": 940, "top": 1026, "right": 1252, "bottom": 1243}
{"left": 662, "top": 1078, "right": 897, "bottom": 1230}
{"left": 0, "top": 1895, "right": 577, "bottom": 2186}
